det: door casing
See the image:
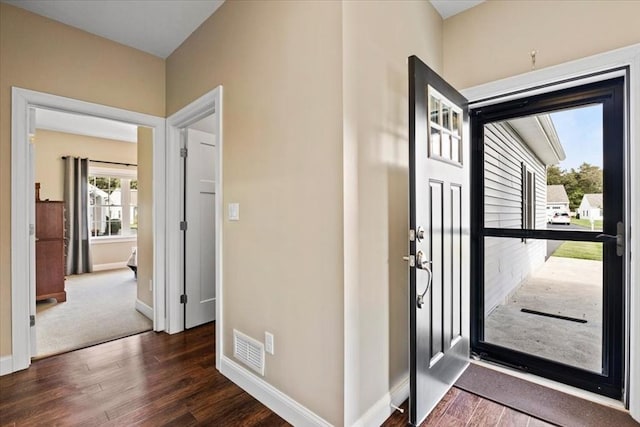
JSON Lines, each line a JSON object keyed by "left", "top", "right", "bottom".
{"left": 165, "top": 86, "right": 223, "bottom": 369}
{"left": 461, "top": 44, "right": 640, "bottom": 416}
{"left": 470, "top": 77, "right": 625, "bottom": 399}
{"left": 9, "top": 87, "right": 166, "bottom": 374}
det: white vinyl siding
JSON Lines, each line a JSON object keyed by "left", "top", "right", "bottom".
{"left": 483, "top": 122, "right": 547, "bottom": 315}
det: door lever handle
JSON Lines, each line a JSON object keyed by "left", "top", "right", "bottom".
{"left": 595, "top": 221, "right": 624, "bottom": 257}
{"left": 416, "top": 264, "right": 432, "bottom": 309}
{"left": 595, "top": 233, "right": 616, "bottom": 239}
{"left": 416, "top": 251, "right": 432, "bottom": 309}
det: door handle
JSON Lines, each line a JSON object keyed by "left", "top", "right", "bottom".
{"left": 416, "top": 251, "right": 432, "bottom": 309}
{"left": 596, "top": 221, "right": 624, "bottom": 256}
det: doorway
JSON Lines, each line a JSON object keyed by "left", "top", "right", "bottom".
{"left": 408, "top": 48, "right": 638, "bottom": 424}
{"left": 470, "top": 77, "right": 625, "bottom": 399}
{"left": 181, "top": 115, "right": 218, "bottom": 329}
{"left": 10, "top": 87, "right": 166, "bottom": 373}
{"left": 31, "top": 108, "right": 153, "bottom": 358}
{"left": 165, "top": 86, "right": 222, "bottom": 368}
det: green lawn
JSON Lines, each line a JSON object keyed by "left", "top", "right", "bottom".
{"left": 553, "top": 241, "right": 603, "bottom": 261}
{"left": 571, "top": 218, "right": 603, "bottom": 230}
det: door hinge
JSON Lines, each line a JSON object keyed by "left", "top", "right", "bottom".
{"left": 180, "top": 294, "right": 188, "bottom": 304}
{"left": 30, "top": 315, "right": 35, "bottom": 327}
{"left": 180, "top": 221, "right": 188, "bottom": 231}
{"left": 29, "top": 224, "right": 35, "bottom": 236}
{"left": 180, "top": 147, "right": 188, "bottom": 158}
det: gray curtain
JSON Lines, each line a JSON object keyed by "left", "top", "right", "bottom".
{"left": 64, "top": 157, "right": 92, "bottom": 275}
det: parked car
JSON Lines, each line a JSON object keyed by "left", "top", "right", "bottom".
{"left": 549, "top": 212, "right": 571, "bottom": 225}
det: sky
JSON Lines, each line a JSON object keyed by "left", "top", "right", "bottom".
{"left": 549, "top": 104, "right": 603, "bottom": 170}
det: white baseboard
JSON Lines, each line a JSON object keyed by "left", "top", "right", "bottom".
{"left": 352, "top": 376, "right": 409, "bottom": 427}
{"left": 0, "top": 355, "right": 13, "bottom": 376}
{"left": 220, "top": 356, "right": 332, "bottom": 427}
{"left": 93, "top": 262, "right": 128, "bottom": 272}
{"left": 135, "top": 299, "right": 153, "bottom": 321}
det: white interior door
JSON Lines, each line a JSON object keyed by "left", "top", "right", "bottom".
{"left": 408, "top": 56, "right": 470, "bottom": 425}
{"left": 184, "top": 128, "right": 217, "bottom": 328}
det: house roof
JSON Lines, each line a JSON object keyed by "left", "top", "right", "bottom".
{"left": 507, "top": 114, "right": 566, "bottom": 166}
{"left": 547, "top": 185, "right": 569, "bottom": 204}
{"left": 583, "top": 193, "right": 603, "bottom": 209}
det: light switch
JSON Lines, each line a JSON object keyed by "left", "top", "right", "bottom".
{"left": 228, "top": 203, "right": 239, "bottom": 221}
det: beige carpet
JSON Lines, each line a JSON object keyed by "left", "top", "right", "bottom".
{"left": 36, "top": 268, "right": 152, "bottom": 357}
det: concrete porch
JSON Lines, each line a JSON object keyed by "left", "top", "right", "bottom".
{"left": 485, "top": 256, "right": 602, "bottom": 372}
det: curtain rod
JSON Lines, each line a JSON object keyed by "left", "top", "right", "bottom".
{"left": 61, "top": 156, "right": 137, "bottom": 167}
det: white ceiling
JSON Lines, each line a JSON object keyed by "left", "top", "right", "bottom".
{"left": 2, "top": 0, "right": 224, "bottom": 58}
{"left": 3, "top": 0, "right": 480, "bottom": 58}
{"left": 35, "top": 108, "right": 139, "bottom": 143}
{"left": 430, "top": 0, "right": 484, "bottom": 19}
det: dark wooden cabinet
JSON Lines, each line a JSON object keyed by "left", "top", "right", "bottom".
{"left": 36, "top": 201, "right": 66, "bottom": 302}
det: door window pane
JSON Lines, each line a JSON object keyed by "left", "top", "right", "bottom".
{"left": 428, "top": 86, "right": 463, "bottom": 165}
{"left": 483, "top": 236, "right": 603, "bottom": 373}
{"left": 442, "top": 104, "right": 451, "bottom": 130}
{"left": 430, "top": 128, "right": 441, "bottom": 157}
{"left": 430, "top": 96, "right": 440, "bottom": 125}
{"left": 452, "top": 111, "right": 460, "bottom": 137}
{"left": 484, "top": 104, "right": 603, "bottom": 231}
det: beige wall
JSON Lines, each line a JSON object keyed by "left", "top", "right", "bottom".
{"left": 0, "top": 2, "right": 165, "bottom": 357}
{"left": 341, "top": 1, "right": 442, "bottom": 423}
{"left": 33, "top": 129, "right": 138, "bottom": 269}
{"left": 443, "top": 0, "right": 640, "bottom": 89}
{"left": 34, "top": 130, "right": 136, "bottom": 201}
{"left": 167, "top": 1, "right": 344, "bottom": 424}
{"left": 136, "top": 127, "right": 153, "bottom": 307}
{"left": 91, "top": 241, "right": 137, "bottom": 270}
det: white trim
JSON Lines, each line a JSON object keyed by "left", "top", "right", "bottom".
{"left": 461, "top": 43, "right": 640, "bottom": 421}
{"left": 90, "top": 236, "right": 137, "bottom": 245}
{"left": 135, "top": 299, "right": 154, "bottom": 321}
{"left": 89, "top": 165, "right": 137, "bottom": 177}
{"left": 165, "top": 87, "right": 223, "bottom": 372}
{"left": 0, "top": 356, "right": 12, "bottom": 376}
{"left": 352, "top": 377, "right": 409, "bottom": 427}
{"left": 220, "top": 356, "right": 332, "bottom": 427}
{"left": 92, "top": 262, "right": 129, "bottom": 271}
{"left": 10, "top": 87, "right": 166, "bottom": 374}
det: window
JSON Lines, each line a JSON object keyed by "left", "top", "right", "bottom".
{"left": 428, "top": 85, "right": 463, "bottom": 164}
{"left": 522, "top": 163, "right": 535, "bottom": 229}
{"left": 89, "top": 171, "right": 137, "bottom": 238}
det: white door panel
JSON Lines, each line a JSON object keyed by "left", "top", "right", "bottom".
{"left": 185, "top": 127, "right": 216, "bottom": 328}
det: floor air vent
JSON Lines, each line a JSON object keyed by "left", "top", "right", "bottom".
{"left": 233, "top": 329, "right": 265, "bottom": 376}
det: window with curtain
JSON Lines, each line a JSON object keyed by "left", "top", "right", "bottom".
{"left": 88, "top": 171, "right": 137, "bottom": 238}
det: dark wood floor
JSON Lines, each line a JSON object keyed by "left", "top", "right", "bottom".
{"left": 1, "top": 323, "right": 550, "bottom": 426}
{"left": 0, "top": 324, "right": 287, "bottom": 426}
{"left": 383, "top": 389, "right": 554, "bottom": 427}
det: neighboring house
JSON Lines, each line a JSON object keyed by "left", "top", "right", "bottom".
{"left": 484, "top": 114, "right": 565, "bottom": 315}
{"left": 88, "top": 183, "right": 108, "bottom": 236}
{"left": 546, "top": 184, "right": 570, "bottom": 218}
{"left": 579, "top": 193, "right": 604, "bottom": 220}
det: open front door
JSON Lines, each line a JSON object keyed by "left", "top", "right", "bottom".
{"left": 408, "top": 56, "right": 470, "bottom": 425}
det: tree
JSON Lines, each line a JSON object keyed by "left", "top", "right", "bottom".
{"left": 546, "top": 162, "right": 603, "bottom": 211}
{"left": 92, "top": 177, "right": 120, "bottom": 194}
{"left": 546, "top": 165, "right": 564, "bottom": 185}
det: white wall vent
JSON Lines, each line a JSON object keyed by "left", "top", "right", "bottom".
{"left": 233, "top": 329, "right": 265, "bottom": 376}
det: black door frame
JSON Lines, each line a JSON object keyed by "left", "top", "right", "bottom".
{"left": 470, "top": 76, "right": 626, "bottom": 399}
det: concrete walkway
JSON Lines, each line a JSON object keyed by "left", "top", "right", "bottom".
{"left": 485, "top": 256, "right": 602, "bottom": 372}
